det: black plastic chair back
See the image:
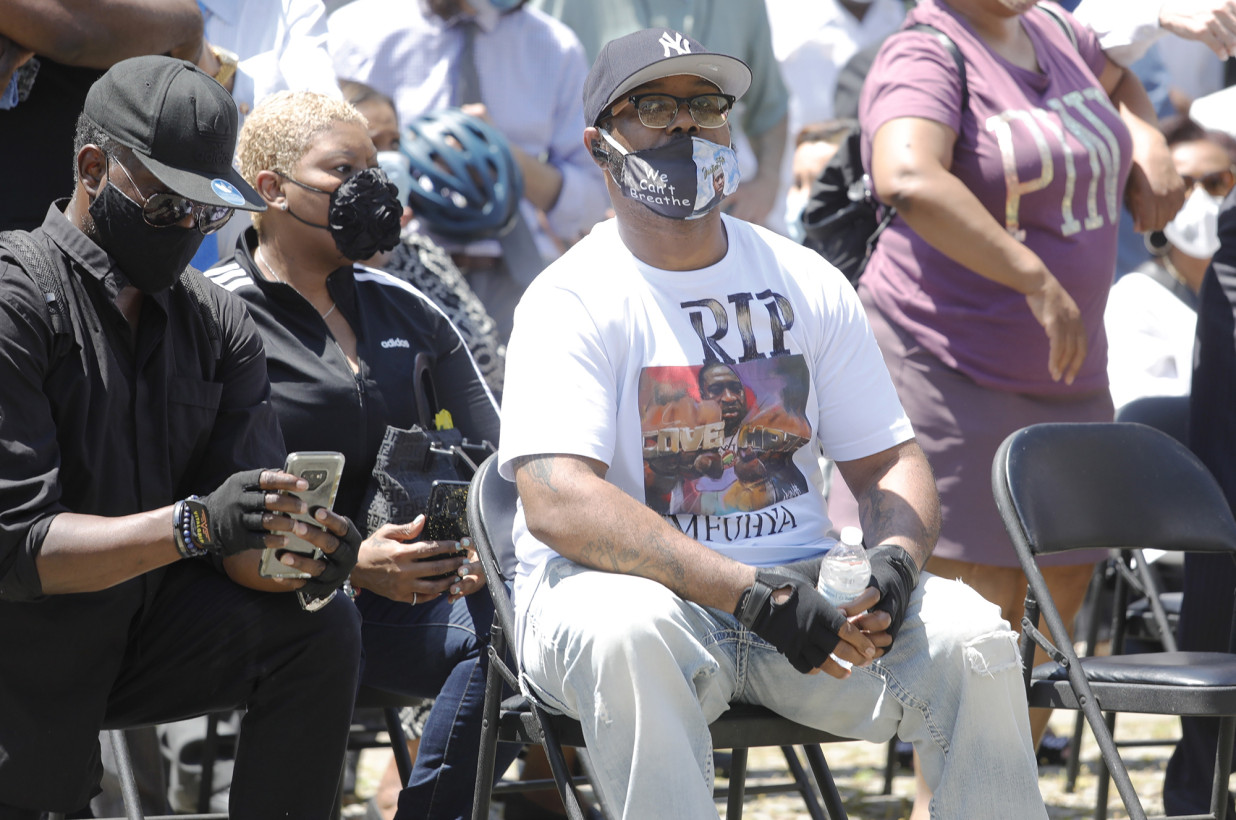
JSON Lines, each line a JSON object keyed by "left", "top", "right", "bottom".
{"left": 466, "top": 452, "right": 518, "bottom": 633}
{"left": 995, "top": 422, "right": 1236, "bottom": 559}
{"left": 1115, "top": 394, "right": 1190, "bottom": 446}
{"left": 993, "top": 421, "right": 1236, "bottom": 820}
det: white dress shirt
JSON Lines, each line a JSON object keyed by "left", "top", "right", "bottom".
{"left": 201, "top": 0, "right": 341, "bottom": 117}
{"left": 1073, "top": 0, "right": 1164, "bottom": 66}
{"left": 763, "top": 0, "right": 903, "bottom": 236}
{"left": 765, "top": 0, "right": 904, "bottom": 132}
{"left": 197, "top": 0, "right": 342, "bottom": 270}
{"left": 1104, "top": 264, "right": 1198, "bottom": 410}
{"left": 328, "top": 0, "right": 609, "bottom": 256}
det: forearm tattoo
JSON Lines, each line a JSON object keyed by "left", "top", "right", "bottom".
{"left": 516, "top": 453, "right": 691, "bottom": 595}
{"left": 858, "top": 485, "right": 936, "bottom": 566}
{"left": 513, "top": 455, "right": 560, "bottom": 494}
{"left": 857, "top": 485, "right": 895, "bottom": 541}
{"left": 580, "top": 528, "right": 688, "bottom": 593}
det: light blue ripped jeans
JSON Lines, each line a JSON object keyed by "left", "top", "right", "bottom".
{"left": 517, "top": 558, "right": 1047, "bottom": 820}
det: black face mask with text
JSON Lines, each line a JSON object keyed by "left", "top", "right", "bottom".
{"left": 88, "top": 182, "right": 204, "bottom": 293}
{"left": 283, "top": 167, "right": 402, "bottom": 261}
{"left": 597, "top": 129, "right": 741, "bottom": 220}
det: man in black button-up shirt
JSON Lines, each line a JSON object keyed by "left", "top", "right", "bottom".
{"left": 0, "top": 57, "right": 362, "bottom": 818}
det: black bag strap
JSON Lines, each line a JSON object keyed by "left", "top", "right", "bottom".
{"left": 0, "top": 229, "right": 75, "bottom": 361}
{"left": 408, "top": 349, "right": 494, "bottom": 467}
{"left": 0, "top": 236, "right": 223, "bottom": 368}
{"left": 905, "top": 23, "right": 969, "bottom": 113}
{"left": 1036, "top": 2, "right": 1079, "bottom": 51}
{"left": 412, "top": 351, "right": 440, "bottom": 431}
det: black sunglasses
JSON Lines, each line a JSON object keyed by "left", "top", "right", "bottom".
{"left": 1180, "top": 167, "right": 1236, "bottom": 198}
{"left": 618, "top": 93, "right": 736, "bottom": 129}
{"left": 107, "top": 154, "right": 234, "bottom": 234}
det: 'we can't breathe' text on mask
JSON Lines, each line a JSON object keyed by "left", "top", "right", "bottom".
{"left": 598, "top": 130, "right": 741, "bottom": 220}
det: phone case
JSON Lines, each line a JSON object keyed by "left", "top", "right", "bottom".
{"left": 418, "top": 480, "right": 470, "bottom": 580}
{"left": 422, "top": 479, "right": 470, "bottom": 542}
{"left": 259, "top": 451, "right": 346, "bottom": 579}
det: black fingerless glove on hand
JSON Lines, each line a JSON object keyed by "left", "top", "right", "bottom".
{"left": 780, "top": 555, "right": 823, "bottom": 585}
{"left": 296, "top": 516, "right": 362, "bottom": 602}
{"left": 734, "top": 568, "right": 848, "bottom": 674}
{"left": 184, "top": 469, "right": 270, "bottom": 557}
{"left": 866, "top": 544, "right": 920, "bottom": 648}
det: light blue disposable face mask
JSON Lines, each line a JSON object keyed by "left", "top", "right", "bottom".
{"left": 0, "top": 76, "right": 19, "bottom": 110}
{"left": 785, "top": 187, "right": 809, "bottom": 244}
{"left": 378, "top": 150, "right": 413, "bottom": 210}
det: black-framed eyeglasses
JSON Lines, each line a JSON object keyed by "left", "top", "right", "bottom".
{"left": 618, "top": 93, "right": 736, "bottom": 129}
{"left": 1181, "top": 166, "right": 1236, "bottom": 198}
{"left": 107, "top": 154, "right": 234, "bottom": 234}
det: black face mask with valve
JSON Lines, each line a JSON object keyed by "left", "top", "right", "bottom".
{"left": 284, "top": 167, "right": 402, "bottom": 261}
{"left": 88, "top": 182, "right": 205, "bottom": 293}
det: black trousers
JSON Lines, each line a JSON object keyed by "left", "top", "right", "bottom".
{"left": 0, "top": 561, "right": 362, "bottom": 819}
{"left": 1163, "top": 552, "right": 1236, "bottom": 818}
{"left": 1174, "top": 201, "right": 1236, "bottom": 818}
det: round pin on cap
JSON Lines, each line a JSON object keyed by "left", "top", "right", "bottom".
{"left": 211, "top": 178, "right": 246, "bottom": 207}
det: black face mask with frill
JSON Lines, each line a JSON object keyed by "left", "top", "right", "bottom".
{"left": 282, "top": 167, "right": 403, "bottom": 261}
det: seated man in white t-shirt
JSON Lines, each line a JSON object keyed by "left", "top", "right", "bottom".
{"left": 497, "top": 27, "right": 1048, "bottom": 820}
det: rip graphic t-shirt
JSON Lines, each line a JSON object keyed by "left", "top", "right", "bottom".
{"left": 498, "top": 216, "right": 914, "bottom": 607}
{"left": 859, "top": 0, "right": 1131, "bottom": 395}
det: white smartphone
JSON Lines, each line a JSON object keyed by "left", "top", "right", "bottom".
{"left": 258, "top": 451, "right": 346, "bottom": 579}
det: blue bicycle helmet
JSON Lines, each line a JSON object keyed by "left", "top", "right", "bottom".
{"left": 401, "top": 108, "right": 524, "bottom": 241}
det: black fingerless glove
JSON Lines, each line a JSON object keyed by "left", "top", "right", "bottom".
{"left": 734, "top": 568, "right": 848, "bottom": 674}
{"left": 295, "top": 516, "right": 362, "bottom": 603}
{"left": 179, "top": 469, "right": 269, "bottom": 557}
{"left": 780, "top": 555, "right": 823, "bottom": 585}
{"left": 866, "top": 544, "right": 920, "bottom": 648}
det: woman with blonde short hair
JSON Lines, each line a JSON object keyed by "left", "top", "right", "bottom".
{"left": 207, "top": 90, "right": 507, "bottom": 820}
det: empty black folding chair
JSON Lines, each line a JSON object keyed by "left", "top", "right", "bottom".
{"left": 993, "top": 421, "right": 1236, "bottom": 820}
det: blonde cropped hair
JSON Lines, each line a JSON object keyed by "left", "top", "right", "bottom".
{"left": 236, "top": 90, "right": 368, "bottom": 231}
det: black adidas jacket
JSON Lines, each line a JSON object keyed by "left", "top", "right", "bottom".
{"left": 207, "top": 235, "right": 500, "bottom": 523}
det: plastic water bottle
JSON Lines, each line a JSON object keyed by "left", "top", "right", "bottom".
{"left": 817, "top": 526, "right": 871, "bottom": 606}
{"left": 817, "top": 526, "right": 870, "bottom": 671}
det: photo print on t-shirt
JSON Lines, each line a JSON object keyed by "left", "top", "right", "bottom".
{"left": 639, "top": 356, "right": 812, "bottom": 519}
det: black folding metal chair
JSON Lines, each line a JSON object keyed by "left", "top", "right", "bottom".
{"left": 44, "top": 727, "right": 228, "bottom": 820}
{"left": 465, "top": 453, "right": 850, "bottom": 820}
{"left": 1061, "top": 396, "right": 1190, "bottom": 799}
{"left": 993, "top": 421, "right": 1236, "bottom": 820}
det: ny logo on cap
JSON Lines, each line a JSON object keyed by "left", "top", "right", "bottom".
{"left": 659, "top": 31, "right": 691, "bottom": 57}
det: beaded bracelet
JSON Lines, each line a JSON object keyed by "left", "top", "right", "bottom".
{"left": 341, "top": 578, "right": 358, "bottom": 601}
{"left": 172, "top": 498, "right": 210, "bottom": 559}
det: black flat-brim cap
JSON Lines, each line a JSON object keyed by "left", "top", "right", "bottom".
{"left": 583, "top": 28, "right": 752, "bottom": 127}
{"left": 83, "top": 55, "right": 264, "bottom": 213}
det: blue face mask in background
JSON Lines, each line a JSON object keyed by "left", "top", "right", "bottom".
{"left": 0, "top": 57, "right": 39, "bottom": 110}
{"left": 377, "top": 150, "right": 413, "bottom": 210}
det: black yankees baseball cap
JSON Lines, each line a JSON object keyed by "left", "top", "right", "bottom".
{"left": 83, "top": 55, "right": 264, "bottom": 212}
{"left": 583, "top": 28, "right": 752, "bottom": 127}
